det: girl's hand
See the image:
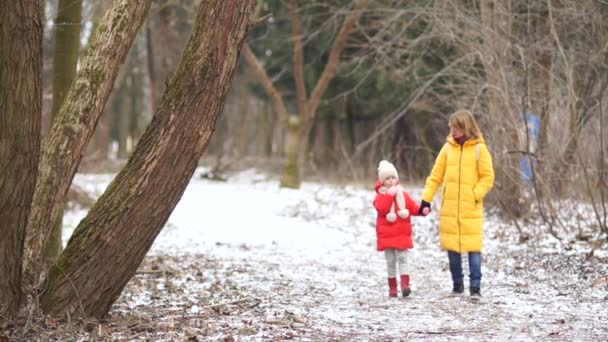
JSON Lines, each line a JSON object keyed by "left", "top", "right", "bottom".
{"left": 387, "top": 186, "right": 398, "bottom": 196}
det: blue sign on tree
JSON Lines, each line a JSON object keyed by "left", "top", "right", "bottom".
{"left": 520, "top": 113, "right": 540, "bottom": 182}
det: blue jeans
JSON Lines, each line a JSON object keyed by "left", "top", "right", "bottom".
{"left": 448, "top": 251, "right": 482, "bottom": 288}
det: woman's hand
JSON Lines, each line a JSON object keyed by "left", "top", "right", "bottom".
{"left": 418, "top": 200, "right": 431, "bottom": 215}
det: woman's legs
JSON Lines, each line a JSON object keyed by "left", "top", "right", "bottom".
{"left": 447, "top": 251, "right": 464, "bottom": 285}
{"left": 468, "top": 252, "right": 482, "bottom": 291}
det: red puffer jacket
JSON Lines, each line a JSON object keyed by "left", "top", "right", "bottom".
{"left": 373, "top": 180, "right": 421, "bottom": 251}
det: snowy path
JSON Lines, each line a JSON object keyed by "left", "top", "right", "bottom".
{"left": 65, "top": 169, "right": 608, "bottom": 341}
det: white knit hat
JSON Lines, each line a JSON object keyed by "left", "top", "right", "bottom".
{"left": 377, "top": 160, "right": 399, "bottom": 182}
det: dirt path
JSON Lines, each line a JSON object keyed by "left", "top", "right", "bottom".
{"left": 7, "top": 174, "right": 606, "bottom": 341}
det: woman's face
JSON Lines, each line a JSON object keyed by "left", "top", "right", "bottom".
{"left": 449, "top": 123, "right": 465, "bottom": 138}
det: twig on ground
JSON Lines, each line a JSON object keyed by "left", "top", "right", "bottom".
{"left": 135, "top": 269, "right": 166, "bottom": 274}
{"left": 203, "top": 297, "right": 261, "bottom": 310}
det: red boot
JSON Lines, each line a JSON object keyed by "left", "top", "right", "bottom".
{"left": 400, "top": 274, "right": 411, "bottom": 297}
{"left": 388, "top": 277, "right": 398, "bottom": 297}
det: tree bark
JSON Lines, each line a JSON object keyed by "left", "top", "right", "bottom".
{"left": 0, "top": 0, "right": 43, "bottom": 317}
{"left": 23, "top": 0, "right": 152, "bottom": 287}
{"left": 46, "top": 0, "right": 83, "bottom": 265}
{"left": 41, "top": 0, "right": 255, "bottom": 318}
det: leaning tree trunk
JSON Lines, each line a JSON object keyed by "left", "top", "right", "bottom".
{"left": 46, "top": 0, "right": 83, "bottom": 265}
{"left": 41, "top": 0, "right": 255, "bottom": 318}
{"left": 0, "top": 1, "right": 43, "bottom": 318}
{"left": 23, "top": 0, "right": 152, "bottom": 288}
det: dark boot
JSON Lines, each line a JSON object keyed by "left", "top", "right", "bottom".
{"left": 452, "top": 283, "right": 464, "bottom": 294}
{"left": 470, "top": 286, "right": 481, "bottom": 298}
{"left": 388, "top": 277, "right": 398, "bottom": 297}
{"left": 400, "top": 274, "right": 411, "bottom": 297}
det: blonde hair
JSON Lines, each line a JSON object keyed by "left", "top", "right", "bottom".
{"left": 449, "top": 110, "right": 482, "bottom": 139}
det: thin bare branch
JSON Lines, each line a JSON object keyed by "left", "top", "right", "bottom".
{"left": 307, "top": 0, "right": 369, "bottom": 120}
{"left": 242, "top": 44, "right": 289, "bottom": 125}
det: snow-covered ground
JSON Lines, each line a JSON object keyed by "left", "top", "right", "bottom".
{"left": 57, "top": 168, "right": 608, "bottom": 341}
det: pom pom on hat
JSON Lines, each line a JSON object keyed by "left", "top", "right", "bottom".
{"left": 386, "top": 212, "right": 397, "bottom": 222}
{"left": 377, "top": 160, "right": 399, "bottom": 182}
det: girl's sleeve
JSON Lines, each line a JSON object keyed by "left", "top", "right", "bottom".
{"left": 405, "top": 192, "right": 421, "bottom": 216}
{"left": 473, "top": 143, "right": 495, "bottom": 201}
{"left": 421, "top": 144, "right": 447, "bottom": 203}
{"left": 373, "top": 193, "right": 393, "bottom": 216}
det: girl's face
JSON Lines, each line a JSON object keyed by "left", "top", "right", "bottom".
{"left": 449, "top": 123, "right": 465, "bottom": 138}
{"left": 383, "top": 176, "right": 397, "bottom": 187}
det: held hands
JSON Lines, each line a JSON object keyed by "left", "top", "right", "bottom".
{"left": 418, "top": 200, "right": 431, "bottom": 216}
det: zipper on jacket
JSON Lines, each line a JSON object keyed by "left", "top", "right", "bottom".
{"left": 457, "top": 144, "right": 463, "bottom": 253}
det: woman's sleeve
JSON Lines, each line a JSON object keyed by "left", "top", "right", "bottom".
{"left": 473, "top": 143, "right": 495, "bottom": 201}
{"left": 421, "top": 144, "right": 447, "bottom": 203}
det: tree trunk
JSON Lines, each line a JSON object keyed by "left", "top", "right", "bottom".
{"left": 281, "top": 117, "right": 301, "bottom": 188}
{"left": 145, "top": 22, "right": 158, "bottom": 114}
{"left": 0, "top": 1, "right": 43, "bottom": 318}
{"left": 264, "top": 101, "right": 276, "bottom": 157}
{"left": 150, "top": 5, "right": 180, "bottom": 107}
{"left": 46, "top": 0, "right": 83, "bottom": 265}
{"left": 83, "top": 0, "right": 112, "bottom": 165}
{"left": 23, "top": 0, "right": 152, "bottom": 287}
{"left": 117, "top": 78, "right": 131, "bottom": 159}
{"left": 537, "top": 49, "right": 552, "bottom": 158}
{"left": 41, "top": 0, "right": 255, "bottom": 318}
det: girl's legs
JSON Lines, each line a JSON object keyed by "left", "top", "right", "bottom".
{"left": 396, "top": 249, "right": 408, "bottom": 275}
{"left": 384, "top": 249, "right": 398, "bottom": 297}
{"left": 395, "top": 250, "right": 411, "bottom": 296}
{"left": 384, "top": 249, "right": 397, "bottom": 278}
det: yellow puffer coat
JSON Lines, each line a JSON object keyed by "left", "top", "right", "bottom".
{"left": 421, "top": 135, "right": 494, "bottom": 252}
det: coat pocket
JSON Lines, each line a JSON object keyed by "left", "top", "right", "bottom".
{"left": 471, "top": 187, "right": 479, "bottom": 208}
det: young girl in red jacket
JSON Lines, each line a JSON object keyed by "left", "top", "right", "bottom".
{"left": 374, "top": 160, "right": 430, "bottom": 297}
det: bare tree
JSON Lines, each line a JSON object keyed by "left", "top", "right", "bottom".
{"left": 23, "top": 0, "right": 153, "bottom": 289}
{"left": 41, "top": 0, "right": 256, "bottom": 318}
{"left": 244, "top": 0, "right": 369, "bottom": 188}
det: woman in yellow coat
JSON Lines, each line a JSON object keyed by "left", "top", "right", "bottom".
{"left": 418, "top": 110, "right": 494, "bottom": 298}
